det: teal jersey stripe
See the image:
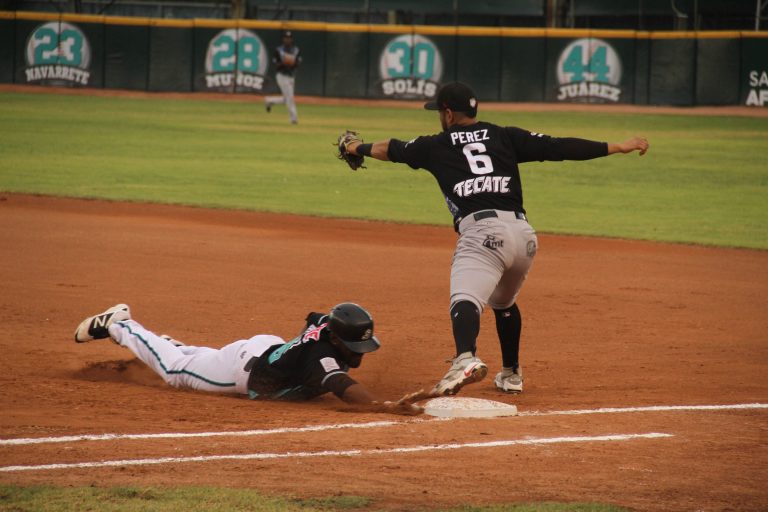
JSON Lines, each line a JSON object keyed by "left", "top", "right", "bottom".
{"left": 119, "top": 322, "right": 236, "bottom": 388}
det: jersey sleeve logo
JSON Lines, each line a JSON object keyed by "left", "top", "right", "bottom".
{"left": 302, "top": 322, "right": 328, "bottom": 342}
{"left": 319, "top": 357, "right": 341, "bottom": 373}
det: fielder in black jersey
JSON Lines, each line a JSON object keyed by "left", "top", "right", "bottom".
{"left": 345, "top": 82, "right": 649, "bottom": 397}
{"left": 73, "top": 302, "right": 423, "bottom": 415}
{"left": 265, "top": 30, "right": 301, "bottom": 124}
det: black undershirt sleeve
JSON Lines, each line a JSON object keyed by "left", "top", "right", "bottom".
{"left": 508, "top": 127, "right": 607, "bottom": 162}
{"left": 548, "top": 137, "right": 608, "bottom": 161}
{"left": 387, "top": 138, "right": 431, "bottom": 169}
{"left": 323, "top": 372, "right": 358, "bottom": 399}
{"left": 387, "top": 139, "right": 405, "bottom": 162}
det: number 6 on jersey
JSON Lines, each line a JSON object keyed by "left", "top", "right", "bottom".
{"left": 463, "top": 143, "right": 494, "bottom": 175}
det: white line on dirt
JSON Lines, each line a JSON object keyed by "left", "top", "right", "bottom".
{"left": 0, "top": 417, "right": 447, "bottom": 446}
{"left": 1, "top": 402, "right": 764, "bottom": 447}
{"left": 0, "top": 432, "right": 673, "bottom": 473}
{"left": 519, "top": 402, "right": 768, "bottom": 417}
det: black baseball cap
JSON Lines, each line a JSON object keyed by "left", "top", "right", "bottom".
{"left": 424, "top": 82, "right": 478, "bottom": 117}
{"left": 283, "top": 30, "right": 293, "bottom": 38}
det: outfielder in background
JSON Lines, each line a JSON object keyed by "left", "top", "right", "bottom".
{"left": 336, "top": 82, "right": 649, "bottom": 397}
{"left": 73, "top": 303, "right": 422, "bottom": 415}
{"left": 265, "top": 30, "right": 301, "bottom": 124}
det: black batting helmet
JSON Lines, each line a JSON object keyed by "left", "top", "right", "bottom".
{"left": 328, "top": 303, "right": 380, "bottom": 354}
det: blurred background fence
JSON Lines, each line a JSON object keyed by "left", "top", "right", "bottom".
{"left": 3, "top": 0, "right": 765, "bottom": 30}
{"left": 1, "top": 5, "right": 766, "bottom": 107}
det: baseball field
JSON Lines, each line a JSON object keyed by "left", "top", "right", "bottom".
{"left": 1, "top": 86, "right": 767, "bottom": 511}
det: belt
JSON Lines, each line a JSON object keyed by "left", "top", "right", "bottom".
{"left": 455, "top": 209, "right": 527, "bottom": 234}
{"left": 472, "top": 210, "right": 527, "bottom": 222}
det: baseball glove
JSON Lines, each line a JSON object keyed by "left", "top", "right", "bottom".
{"left": 282, "top": 54, "right": 296, "bottom": 67}
{"left": 335, "top": 130, "right": 365, "bottom": 171}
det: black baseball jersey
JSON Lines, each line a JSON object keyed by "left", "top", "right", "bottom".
{"left": 246, "top": 312, "right": 357, "bottom": 401}
{"left": 272, "top": 45, "right": 301, "bottom": 76}
{"left": 387, "top": 121, "right": 608, "bottom": 227}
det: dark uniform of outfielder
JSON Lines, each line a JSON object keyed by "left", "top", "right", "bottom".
{"left": 337, "top": 82, "right": 648, "bottom": 397}
{"left": 265, "top": 30, "right": 301, "bottom": 124}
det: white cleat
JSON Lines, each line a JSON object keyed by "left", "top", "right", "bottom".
{"left": 74, "top": 304, "right": 131, "bottom": 343}
{"left": 432, "top": 352, "right": 488, "bottom": 396}
{"left": 495, "top": 366, "right": 523, "bottom": 393}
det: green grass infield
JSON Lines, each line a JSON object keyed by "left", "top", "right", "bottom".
{"left": 1, "top": 91, "right": 766, "bottom": 249}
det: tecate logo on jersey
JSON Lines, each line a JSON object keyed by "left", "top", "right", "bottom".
{"left": 25, "top": 22, "right": 91, "bottom": 86}
{"left": 205, "top": 29, "right": 269, "bottom": 92}
{"left": 378, "top": 34, "right": 443, "bottom": 99}
{"left": 556, "top": 38, "right": 623, "bottom": 103}
{"left": 453, "top": 176, "right": 511, "bottom": 198}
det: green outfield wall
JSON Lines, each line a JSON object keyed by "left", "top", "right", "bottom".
{"left": 1, "top": 11, "right": 766, "bottom": 107}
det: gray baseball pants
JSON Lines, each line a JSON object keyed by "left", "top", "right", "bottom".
{"left": 266, "top": 72, "right": 297, "bottom": 123}
{"left": 450, "top": 210, "right": 538, "bottom": 313}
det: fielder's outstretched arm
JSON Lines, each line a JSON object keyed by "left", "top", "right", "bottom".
{"left": 348, "top": 140, "right": 392, "bottom": 161}
{"left": 349, "top": 136, "right": 648, "bottom": 162}
{"left": 607, "top": 136, "right": 649, "bottom": 155}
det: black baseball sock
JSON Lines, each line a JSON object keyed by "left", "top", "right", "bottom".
{"left": 450, "top": 300, "right": 480, "bottom": 356}
{"left": 494, "top": 303, "right": 522, "bottom": 369}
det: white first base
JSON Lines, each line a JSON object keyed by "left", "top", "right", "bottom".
{"left": 423, "top": 397, "right": 518, "bottom": 418}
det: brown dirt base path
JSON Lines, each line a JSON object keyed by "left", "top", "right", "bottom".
{"left": 1, "top": 194, "right": 766, "bottom": 511}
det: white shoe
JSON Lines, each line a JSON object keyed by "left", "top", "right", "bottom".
{"left": 432, "top": 352, "right": 488, "bottom": 396}
{"left": 495, "top": 366, "right": 523, "bottom": 393}
{"left": 74, "top": 304, "right": 131, "bottom": 343}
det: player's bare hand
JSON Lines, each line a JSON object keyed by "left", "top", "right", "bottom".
{"left": 617, "top": 136, "right": 649, "bottom": 156}
{"left": 380, "top": 400, "right": 424, "bottom": 416}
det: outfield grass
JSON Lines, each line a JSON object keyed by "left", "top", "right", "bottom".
{"left": 0, "top": 485, "right": 630, "bottom": 511}
{"left": 1, "top": 91, "right": 766, "bottom": 249}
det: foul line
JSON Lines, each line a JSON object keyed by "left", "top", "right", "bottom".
{"left": 0, "top": 432, "right": 672, "bottom": 473}
{"left": 1, "top": 403, "right": 764, "bottom": 447}
{"left": 519, "top": 402, "right": 768, "bottom": 417}
{"left": 0, "top": 417, "right": 446, "bottom": 446}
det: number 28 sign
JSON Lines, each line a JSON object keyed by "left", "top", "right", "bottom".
{"left": 204, "top": 28, "right": 269, "bottom": 92}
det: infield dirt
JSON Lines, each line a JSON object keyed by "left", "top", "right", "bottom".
{"left": 1, "top": 194, "right": 766, "bottom": 511}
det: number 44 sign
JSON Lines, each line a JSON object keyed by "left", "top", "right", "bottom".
{"left": 556, "top": 38, "right": 623, "bottom": 103}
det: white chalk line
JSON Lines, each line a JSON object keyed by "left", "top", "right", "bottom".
{"left": 0, "top": 417, "right": 448, "bottom": 446}
{"left": 518, "top": 402, "right": 768, "bottom": 417}
{"left": 1, "top": 402, "right": 764, "bottom": 447}
{"left": 0, "top": 432, "right": 673, "bottom": 473}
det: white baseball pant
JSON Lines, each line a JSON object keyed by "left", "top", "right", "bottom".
{"left": 265, "top": 72, "right": 298, "bottom": 123}
{"left": 108, "top": 319, "right": 284, "bottom": 394}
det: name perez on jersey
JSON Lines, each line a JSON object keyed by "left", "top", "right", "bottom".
{"left": 450, "top": 129, "right": 490, "bottom": 145}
